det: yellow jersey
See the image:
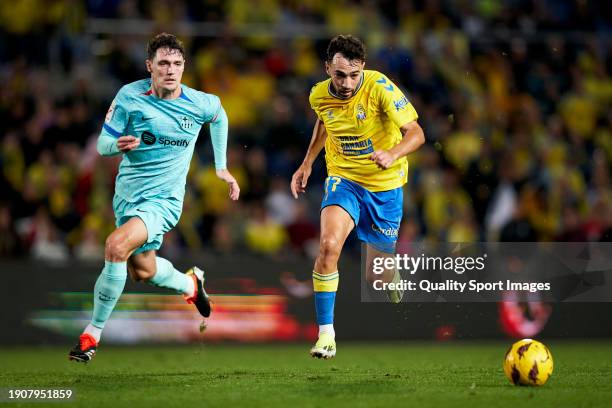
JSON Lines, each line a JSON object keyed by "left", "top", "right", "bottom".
{"left": 309, "top": 70, "right": 418, "bottom": 192}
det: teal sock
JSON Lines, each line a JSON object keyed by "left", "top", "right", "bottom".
{"left": 91, "top": 261, "right": 127, "bottom": 330}
{"left": 148, "top": 257, "right": 193, "bottom": 295}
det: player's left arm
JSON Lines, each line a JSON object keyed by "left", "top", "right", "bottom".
{"left": 208, "top": 102, "right": 240, "bottom": 200}
{"left": 370, "top": 75, "right": 425, "bottom": 169}
{"left": 371, "top": 120, "right": 425, "bottom": 169}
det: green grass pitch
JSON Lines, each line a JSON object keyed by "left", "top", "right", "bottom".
{"left": 1, "top": 342, "right": 611, "bottom": 407}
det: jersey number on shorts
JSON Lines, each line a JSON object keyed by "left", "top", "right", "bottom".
{"left": 324, "top": 176, "right": 342, "bottom": 201}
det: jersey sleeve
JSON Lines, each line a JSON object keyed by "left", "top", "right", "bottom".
{"left": 199, "top": 92, "right": 227, "bottom": 169}
{"left": 201, "top": 93, "right": 222, "bottom": 123}
{"left": 209, "top": 106, "right": 228, "bottom": 169}
{"left": 101, "top": 87, "right": 131, "bottom": 138}
{"left": 373, "top": 74, "right": 418, "bottom": 128}
{"left": 309, "top": 85, "right": 322, "bottom": 119}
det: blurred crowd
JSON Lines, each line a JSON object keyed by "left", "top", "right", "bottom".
{"left": 0, "top": 0, "right": 611, "bottom": 261}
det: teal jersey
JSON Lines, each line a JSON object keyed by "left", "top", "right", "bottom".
{"left": 101, "top": 79, "right": 222, "bottom": 202}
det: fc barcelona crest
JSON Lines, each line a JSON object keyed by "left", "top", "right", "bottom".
{"left": 180, "top": 115, "right": 194, "bottom": 129}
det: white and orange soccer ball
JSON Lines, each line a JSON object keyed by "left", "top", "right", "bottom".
{"left": 503, "top": 339, "right": 554, "bottom": 386}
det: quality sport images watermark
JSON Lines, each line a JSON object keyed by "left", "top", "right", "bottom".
{"left": 361, "top": 242, "right": 612, "bottom": 303}
{"left": 371, "top": 253, "right": 550, "bottom": 293}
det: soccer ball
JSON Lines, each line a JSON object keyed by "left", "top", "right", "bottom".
{"left": 503, "top": 339, "right": 553, "bottom": 386}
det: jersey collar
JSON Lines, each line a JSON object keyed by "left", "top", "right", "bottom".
{"left": 328, "top": 72, "right": 364, "bottom": 100}
{"left": 143, "top": 79, "right": 187, "bottom": 101}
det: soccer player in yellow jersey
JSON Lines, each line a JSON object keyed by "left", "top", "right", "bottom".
{"left": 291, "top": 35, "right": 425, "bottom": 359}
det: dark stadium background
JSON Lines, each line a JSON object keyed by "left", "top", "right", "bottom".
{"left": 0, "top": 0, "right": 611, "bottom": 346}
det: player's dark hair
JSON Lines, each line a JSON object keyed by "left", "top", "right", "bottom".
{"left": 326, "top": 34, "right": 366, "bottom": 63}
{"left": 147, "top": 33, "right": 185, "bottom": 60}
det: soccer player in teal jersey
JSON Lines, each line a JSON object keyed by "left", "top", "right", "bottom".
{"left": 68, "top": 33, "right": 240, "bottom": 362}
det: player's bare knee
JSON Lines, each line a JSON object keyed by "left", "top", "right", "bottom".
{"left": 105, "top": 234, "right": 130, "bottom": 262}
{"left": 318, "top": 236, "right": 341, "bottom": 269}
{"left": 132, "top": 267, "right": 155, "bottom": 282}
{"left": 365, "top": 268, "right": 381, "bottom": 284}
{"left": 365, "top": 269, "right": 388, "bottom": 284}
{"left": 364, "top": 261, "right": 379, "bottom": 283}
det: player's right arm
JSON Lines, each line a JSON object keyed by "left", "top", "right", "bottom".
{"left": 291, "top": 117, "right": 327, "bottom": 199}
{"left": 97, "top": 88, "right": 140, "bottom": 156}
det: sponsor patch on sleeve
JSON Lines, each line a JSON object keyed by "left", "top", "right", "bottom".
{"left": 105, "top": 99, "right": 116, "bottom": 124}
{"left": 393, "top": 96, "right": 409, "bottom": 111}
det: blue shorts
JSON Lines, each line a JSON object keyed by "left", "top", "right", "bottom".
{"left": 112, "top": 195, "right": 183, "bottom": 255}
{"left": 321, "top": 176, "right": 403, "bottom": 253}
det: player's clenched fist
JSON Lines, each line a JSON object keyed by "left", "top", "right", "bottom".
{"left": 291, "top": 164, "right": 312, "bottom": 199}
{"left": 117, "top": 136, "right": 140, "bottom": 152}
{"left": 370, "top": 150, "right": 396, "bottom": 169}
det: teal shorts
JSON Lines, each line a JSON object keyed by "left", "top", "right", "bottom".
{"left": 112, "top": 194, "right": 183, "bottom": 254}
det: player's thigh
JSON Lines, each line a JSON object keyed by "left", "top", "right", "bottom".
{"left": 106, "top": 217, "right": 148, "bottom": 259}
{"left": 128, "top": 250, "right": 157, "bottom": 281}
{"left": 114, "top": 196, "right": 182, "bottom": 256}
{"left": 356, "top": 188, "right": 402, "bottom": 281}
{"left": 357, "top": 187, "right": 402, "bottom": 252}
{"left": 319, "top": 176, "right": 360, "bottom": 250}
{"left": 319, "top": 205, "right": 355, "bottom": 253}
